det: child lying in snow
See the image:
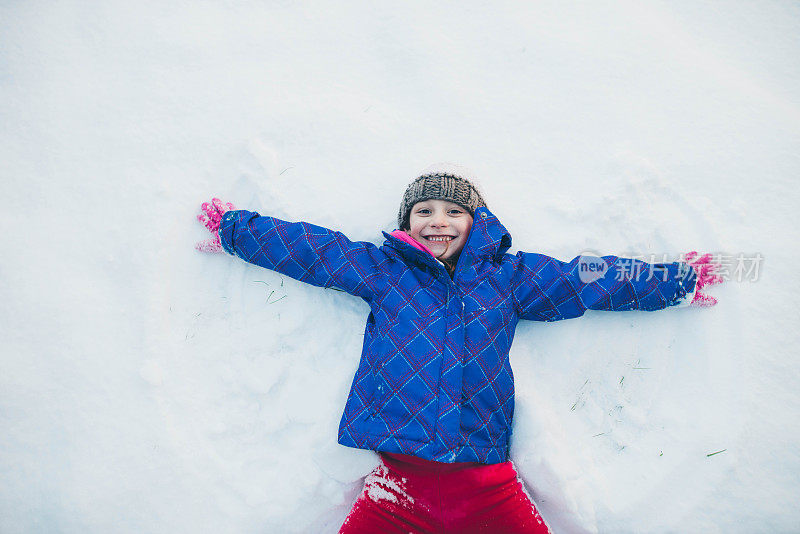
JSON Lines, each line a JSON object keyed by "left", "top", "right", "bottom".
{"left": 196, "top": 163, "right": 722, "bottom": 533}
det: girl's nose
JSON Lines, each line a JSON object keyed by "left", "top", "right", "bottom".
{"left": 431, "top": 212, "right": 448, "bottom": 226}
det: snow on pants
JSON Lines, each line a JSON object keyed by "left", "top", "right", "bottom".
{"left": 339, "top": 452, "right": 551, "bottom": 534}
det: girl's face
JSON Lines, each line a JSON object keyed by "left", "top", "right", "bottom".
{"left": 406, "top": 199, "right": 473, "bottom": 262}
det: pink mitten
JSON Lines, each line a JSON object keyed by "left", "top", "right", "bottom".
{"left": 682, "top": 251, "right": 725, "bottom": 307}
{"left": 196, "top": 198, "right": 236, "bottom": 253}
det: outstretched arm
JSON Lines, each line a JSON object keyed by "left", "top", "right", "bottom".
{"left": 511, "top": 252, "right": 698, "bottom": 322}
{"left": 210, "top": 206, "right": 386, "bottom": 301}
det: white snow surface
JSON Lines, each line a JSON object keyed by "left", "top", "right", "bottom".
{"left": 2, "top": 1, "right": 799, "bottom": 532}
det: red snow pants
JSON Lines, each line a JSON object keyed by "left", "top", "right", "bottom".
{"left": 339, "top": 452, "right": 550, "bottom": 534}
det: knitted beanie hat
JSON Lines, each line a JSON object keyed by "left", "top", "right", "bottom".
{"left": 397, "top": 163, "right": 487, "bottom": 230}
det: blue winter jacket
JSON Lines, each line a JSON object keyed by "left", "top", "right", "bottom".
{"left": 219, "top": 207, "right": 696, "bottom": 464}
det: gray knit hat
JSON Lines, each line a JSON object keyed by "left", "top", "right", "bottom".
{"left": 397, "top": 163, "right": 487, "bottom": 230}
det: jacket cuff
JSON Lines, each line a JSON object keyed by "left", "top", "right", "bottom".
{"left": 674, "top": 264, "right": 697, "bottom": 308}
{"left": 218, "top": 210, "right": 241, "bottom": 256}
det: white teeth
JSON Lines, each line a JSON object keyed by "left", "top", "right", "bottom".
{"left": 427, "top": 236, "right": 454, "bottom": 242}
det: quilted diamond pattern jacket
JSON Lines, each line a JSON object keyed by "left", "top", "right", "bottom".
{"left": 219, "top": 207, "right": 696, "bottom": 464}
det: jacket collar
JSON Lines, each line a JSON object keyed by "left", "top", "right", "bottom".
{"left": 382, "top": 207, "right": 512, "bottom": 269}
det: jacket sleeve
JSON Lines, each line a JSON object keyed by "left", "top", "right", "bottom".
{"left": 218, "top": 209, "right": 386, "bottom": 301}
{"left": 511, "top": 252, "right": 697, "bottom": 322}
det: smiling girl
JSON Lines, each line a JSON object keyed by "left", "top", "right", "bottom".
{"left": 196, "top": 163, "right": 720, "bottom": 533}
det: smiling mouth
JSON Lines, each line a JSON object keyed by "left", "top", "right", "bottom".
{"left": 424, "top": 236, "right": 456, "bottom": 242}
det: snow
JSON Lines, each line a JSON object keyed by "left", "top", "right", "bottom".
{"left": 361, "top": 463, "right": 415, "bottom": 507}
{"left": 1, "top": 1, "right": 799, "bottom": 532}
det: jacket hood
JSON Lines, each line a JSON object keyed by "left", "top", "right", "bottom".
{"left": 382, "top": 207, "right": 512, "bottom": 268}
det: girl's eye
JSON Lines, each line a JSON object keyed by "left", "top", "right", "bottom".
{"left": 414, "top": 207, "right": 461, "bottom": 215}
